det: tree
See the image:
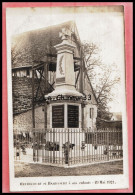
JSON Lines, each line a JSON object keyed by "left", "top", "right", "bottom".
{"left": 81, "top": 41, "right": 102, "bottom": 81}
{"left": 94, "top": 64, "right": 120, "bottom": 120}
{"left": 81, "top": 41, "right": 120, "bottom": 120}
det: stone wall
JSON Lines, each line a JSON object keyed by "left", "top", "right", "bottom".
{"left": 13, "top": 106, "right": 45, "bottom": 132}
{"left": 12, "top": 76, "right": 51, "bottom": 114}
{"left": 12, "top": 77, "right": 32, "bottom": 114}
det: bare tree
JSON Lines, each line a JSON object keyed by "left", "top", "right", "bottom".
{"left": 81, "top": 41, "right": 102, "bottom": 81}
{"left": 94, "top": 64, "right": 120, "bottom": 119}
{"left": 81, "top": 41, "right": 120, "bottom": 120}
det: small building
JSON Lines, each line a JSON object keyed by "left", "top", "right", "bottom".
{"left": 111, "top": 112, "right": 122, "bottom": 121}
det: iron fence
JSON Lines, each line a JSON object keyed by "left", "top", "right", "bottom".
{"left": 14, "top": 128, "right": 123, "bottom": 166}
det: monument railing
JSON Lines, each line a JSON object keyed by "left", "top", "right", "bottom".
{"left": 13, "top": 128, "right": 123, "bottom": 166}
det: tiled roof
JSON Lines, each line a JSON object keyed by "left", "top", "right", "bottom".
{"left": 111, "top": 112, "right": 122, "bottom": 121}
{"left": 11, "top": 21, "right": 80, "bottom": 68}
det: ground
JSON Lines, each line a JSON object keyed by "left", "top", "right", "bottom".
{"left": 15, "top": 160, "right": 123, "bottom": 177}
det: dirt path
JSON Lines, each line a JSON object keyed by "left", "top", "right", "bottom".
{"left": 15, "top": 160, "right": 123, "bottom": 177}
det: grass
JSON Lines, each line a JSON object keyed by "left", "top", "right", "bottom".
{"left": 15, "top": 160, "right": 123, "bottom": 177}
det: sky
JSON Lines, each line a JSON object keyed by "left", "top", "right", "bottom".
{"left": 6, "top": 6, "right": 126, "bottom": 113}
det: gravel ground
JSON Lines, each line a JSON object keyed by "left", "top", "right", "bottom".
{"left": 15, "top": 160, "right": 123, "bottom": 177}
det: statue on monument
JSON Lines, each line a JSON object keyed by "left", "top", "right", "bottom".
{"left": 59, "top": 28, "right": 72, "bottom": 41}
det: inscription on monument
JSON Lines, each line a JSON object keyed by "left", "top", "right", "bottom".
{"left": 68, "top": 105, "right": 79, "bottom": 128}
{"left": 52, "top": 105, "right": 64, "bottom": 128}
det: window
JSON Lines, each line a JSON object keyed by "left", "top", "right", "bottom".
{"left": 26, "top": 69, "right": 30, "bottom": 76}
{"left": 14, "top": 70, "right": 17, "bottom": 77}
{"left": 90, "top": 108, "right": 94, "bottom": 119}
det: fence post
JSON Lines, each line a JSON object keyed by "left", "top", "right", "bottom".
{"left": 68, "top": 128, "right": 69, "bottom": 166}
{"left": 107, "top": 128, "right": 109, "bottom": 161}
{"left": 33, "top": 130, "right": 36, "bottom": 162}
{"left": 53, "top": 128, "right": 55, "bottom": 163}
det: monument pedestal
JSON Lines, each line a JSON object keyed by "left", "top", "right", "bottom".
{"left": 44, "top": 29, "right": 86, "bottom": 165}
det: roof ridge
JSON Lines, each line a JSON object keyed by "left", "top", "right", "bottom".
{"left": 12, "top": 20, "right": 75, "bottom": 38}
